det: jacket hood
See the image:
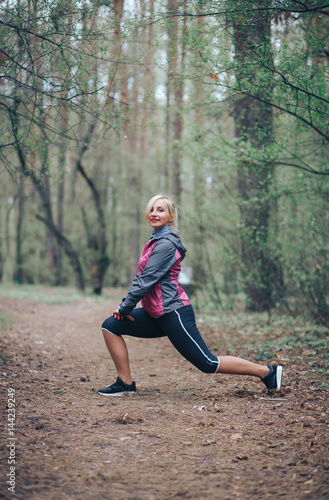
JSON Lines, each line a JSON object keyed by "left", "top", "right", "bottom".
{"left": 150, "top": 231, "right": 187, "bottom": 260}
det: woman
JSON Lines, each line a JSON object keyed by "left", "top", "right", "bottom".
{"left": 98, "top": 194, "right": 282, "bottom": 396}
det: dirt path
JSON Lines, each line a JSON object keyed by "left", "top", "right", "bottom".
{"left": 0, "top": 293, "right": 328, "bottom": 499}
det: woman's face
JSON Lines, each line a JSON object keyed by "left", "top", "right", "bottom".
{"left": 148, "top": 199, "right": 173, "bottom": 231}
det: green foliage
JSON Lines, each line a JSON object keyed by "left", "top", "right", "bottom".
{"left": 0, "top": 311, "right": 12, "bottom": 331}
{"left": 0, "top": 283, "right": 108, "bottom": 305}
{"left": 205, "top": 306, "right": 329, "bottom": 381}
{"left": 0, "top": 0, "right": 328, "bottom": 324}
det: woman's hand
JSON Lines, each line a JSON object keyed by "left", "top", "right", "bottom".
{"left": 111, "top": 307, "right": 135, "bottom": 321}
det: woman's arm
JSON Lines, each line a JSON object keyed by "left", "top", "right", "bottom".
{"left": 118, "top": 239, "right": 177, "bottom": 315}
{"left": 111, "top": 306, "right": 135, "bottom": 321}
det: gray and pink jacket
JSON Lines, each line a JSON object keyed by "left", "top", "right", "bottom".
{"left": 119, "top": 231, "right": 190, "bottom": 318}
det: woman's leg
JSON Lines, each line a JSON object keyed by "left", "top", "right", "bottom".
{"left": 217, "top": 356, "right": 269, "bottom": 378}
{"left": 102, "top": 330, "right": 133, "bottom": 384}
{"left": 101, "top": 308, "right": 166, "bottom": 384}
{"left": 162, "top": 306, "right": 270, "bottom": 379}
{"left": 161, "top": 306, "right": 221, "bottom": 373}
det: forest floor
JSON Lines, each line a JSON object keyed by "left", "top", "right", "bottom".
{"left": 0, "top": 285, "right": 328, "bottom": 500}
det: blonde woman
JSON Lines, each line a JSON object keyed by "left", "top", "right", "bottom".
{"left": 98, "top": 194, "right": 282, "bottom": 396}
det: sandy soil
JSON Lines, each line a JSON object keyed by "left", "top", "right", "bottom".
{"left": 0, "top": 293, "right": 328, "bottom": 499}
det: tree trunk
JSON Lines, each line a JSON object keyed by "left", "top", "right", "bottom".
{"left": 4, "top": 201, "right": 13, "bottom": 280}
{"left": 192, "top": 11, "right": 207, "bottom": 288}
{"left": 0, "top": 206, "right": 3, "bottom": 282}
{"left": 13, "top": 173, "right": 24, "bottom": 284}
{"left": 55, "top": 170, "right": 64, "bottom": 285}
{"left": 128, "top": 34, "right": 141, "bottom": 281}
{"left": 11, "top": 105, "right": 85, "bottom": 291}
{"left": 165, "top": 66, "right": 171, "bottom": 192}
{"left": 112, "top": 0, "right": 141, "bottom": 282}
{"left": 54, "top": 89, "right": 68, "bottom": 287}
{"left": 309, "top": 11, "right": 328, "bottom": 68}
{"left": 36, "top": 177, "right": 85, "bottom": 291}
{"left": 140, "top": 0, "right": 154, "bottom": 156}
{"left": 76, "top": 151, "right": 110, "bottom": 294}
{"left": 168, "top": 0, "right": 184, "bottom": 203}
{"left": 232, "top": 0, "right": 282, "bottom": 312}
{"left": 74, "top": 118, "right": 110, "bottom": 294}
{"left": 36, "top": 214, "right": 85, "bottom": 291}
{"left": 54, "top": 0, "right": 72, "bottom": 285}
{"left": 55, "top": 101, "right": 69, "bottom": 285}
{"left": 40, "top": 173, "right": 56, "bottom": 278}
{"left": 68, "top": 7, "right": 110, "bottom": 294}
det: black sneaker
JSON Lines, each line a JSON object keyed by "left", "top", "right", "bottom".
{"left": 98, "top": 377, "right": 136, "bottom": 396}
{"left": 261, "top": 364, "right": 283, "bottom": 390}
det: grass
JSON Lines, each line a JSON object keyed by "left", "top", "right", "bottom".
{"left": 0, "top": 310, "right": 12, "bottom": 331}
{"left": 0, "top": 283, "right": 124, "bottom": 305}
{"left": 0, "top": 310, "right": 12, "bottom": 363}
{"left": 201, "top": 308, "right": 329, "bottom": 384}
{"left": 1, "top": 283, "right": 328, "bottom": 383}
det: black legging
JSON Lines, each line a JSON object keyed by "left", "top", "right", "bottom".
{"left": 102, "top": 305, "right": 220, "bottom": 374}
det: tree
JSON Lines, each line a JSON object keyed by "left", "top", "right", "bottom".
{"left": 167, "top": 0, "right": 185, "bottom": 202}
{"left": 228, "top": 0, "right": 282, "bottom": 311}
{"left": 177, "top": 0, "right": 328, "bottom": 312}
{"left": 1, "top": 0, "right": 328, "bottom": 328}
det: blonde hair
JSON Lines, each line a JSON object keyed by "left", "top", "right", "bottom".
{"left": 145, "top": 194, "right": 178, "bottom": 233}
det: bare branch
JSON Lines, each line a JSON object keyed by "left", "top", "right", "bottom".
{"left": 277, "top": 161, "right": 329, "bottom": 175}
{"left": 208, "top": 81, "right": 329, "bottom": 142}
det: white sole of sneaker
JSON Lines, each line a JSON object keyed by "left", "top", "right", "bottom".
{"left": 98, "top": 391, "right": 136, "bottom": 397}
{"left": 276, "top": 366, "right": 283, "bottom": 390}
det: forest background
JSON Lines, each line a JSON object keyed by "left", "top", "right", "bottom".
{"left": 0, "top": 0, "right": 328, "bottom": 328}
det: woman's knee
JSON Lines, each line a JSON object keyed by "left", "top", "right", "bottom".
{"left": 101, "top": 317, "right": 119, "bottom": 334}
{"left": 193, "top": 357, "right": 219, "bottom": 374}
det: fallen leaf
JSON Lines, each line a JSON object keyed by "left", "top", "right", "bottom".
{"left": 231, "top": 433, "right": 243, "bottom": 440}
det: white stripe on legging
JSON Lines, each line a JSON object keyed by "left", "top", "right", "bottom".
{"left": 174, "top": 310, "right": 220, "bottom": 371}
{"left": 102, "top": 328, "right": 118, "bottom": 336}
